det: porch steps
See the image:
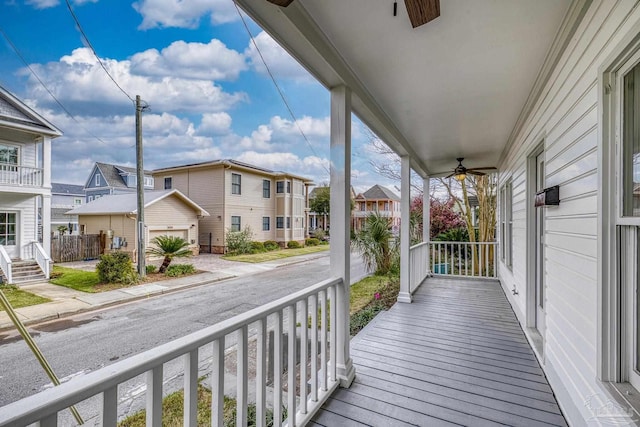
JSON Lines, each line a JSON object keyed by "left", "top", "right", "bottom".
{"left": 7, "top": 260, "right": 46, "bottom": 284}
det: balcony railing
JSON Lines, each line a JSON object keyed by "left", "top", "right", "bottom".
{"left": 0, "top": 164, "right": 43, "bottom": 187}
{"left": 0, "top": 277, "right": 341, "bottom": 426}
{"left": 409, "top": 241, "right": 498, "bottom": 293}
{"left": 430, "top": 241, "right": 497, "bottom": 279}
{"left": 352, "top": 210, "right": 395, "bottom": 217}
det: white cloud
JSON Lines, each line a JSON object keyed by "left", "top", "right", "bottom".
{"left": 25, "top": 0, "right": 58, "bottom": 8}
{"left": 245, "top": 32, "right": 312, "bottom": 82}
{"left": 23, "top": 47, "right": 247, "bottom": 115}
{"left": 231, "top": 115, "right": 330, "bottom": 152}
{"left": 236, "top": 151, "right": 329, "bottom": 182}
{"left": 130, "top": 39, "right": 247, "bottom": 81}
{"left": 132, "top": 0, "right": 237, "bottom": 30}
{"left": 198, "top": 112, "right": 232, "bottom": 135}
{"left": 25, "top": 0, "right": 97, "bottom": 9}
{"left": 37, "top": 108, "right": 222, "bottom": 184}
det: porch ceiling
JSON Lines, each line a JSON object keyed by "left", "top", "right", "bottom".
{"left": 238, "top": 0, "right": 578, "bottom": 177}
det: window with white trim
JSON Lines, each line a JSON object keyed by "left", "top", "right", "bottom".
{"left": 164, "top": 177, "right": 172, "bottom": 190}
{"left": 263, "top": 180, "right": 271, "bottom": 198}
{"left": 276, "top": 217, "right": 284, "bottom": 229}
{"left": 500, "top": 180, "right": 512, "bottom": 268}
{"left": 0, "top": 212, "right": 17, "bottom": 245}
{"left": 262, "top": 216, "right": 270, "bottom": 231}
{"left": 231, "top": 173, "right": 241, "bottom": 195}
{"left": 0, "top": 144, "right": 18, "bottom": 171}
{"left": 231, "top": 216, "right": 241, "bottom": 232}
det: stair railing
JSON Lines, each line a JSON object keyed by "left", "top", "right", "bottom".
{"left": 32, "top": 242, "right": 51, "bottom": 279}
{"left": 0, "top": 245, "right": 12, "bottom": 284}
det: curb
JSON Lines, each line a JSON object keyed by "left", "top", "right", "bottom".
{"left": 0, "top": 273, "right": 235, "bottom": 333}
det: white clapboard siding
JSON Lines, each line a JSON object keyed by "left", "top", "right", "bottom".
{"left": 498, "top": 1, "right": 640, "bottom": 424}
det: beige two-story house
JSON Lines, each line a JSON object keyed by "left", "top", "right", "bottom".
{"left": 152, "top": 159, "right": 313, "bottom": 253}
{"left": 352, "top": 184, "right": 401, "bottom": 232}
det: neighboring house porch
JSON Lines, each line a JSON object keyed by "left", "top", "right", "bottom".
{"left": 0, "top": 85, "right": 59, "bottom": 284}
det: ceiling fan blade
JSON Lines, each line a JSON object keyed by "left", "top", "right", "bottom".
{"left": 266, "top": 0, "right": 294, "bottom": 7}
{"left": 468, "top": 170, "right": 486, "bottom": 176}
{"left": 467, "top": 167, "right": 497, "bottom": 172}
{"left": 404, "top": 0, "right": 440, "bottom": 28}
{"left": 444, "top": 172, "right": 455, "bottom": 179}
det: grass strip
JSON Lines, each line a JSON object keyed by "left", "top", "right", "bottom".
{"left": 49, "top": 266, "right": 101, "bottom": 293}
{"left": 222, "top": 245, "right": 329, "bottom": 263}
{"left": 0, "top": 285, "right": 50, "bottom": 311}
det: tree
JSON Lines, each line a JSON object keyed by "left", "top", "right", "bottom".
{"left": 352, "top": 212, "right": 398, "bottom": 275}
{"left": 147, "top": 235, "right": 192, "bottom": 273}
{"left": 310, "top": 186, "right": 330, "bottom": 215}
{"left": 411, "top": 196, "right": 465, "bottom": 240}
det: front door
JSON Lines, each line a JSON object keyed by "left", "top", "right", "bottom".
{"left": 535, "top": 152, "right": 545, "bottom": 335}
{"left": 0, "top": 211, "right": 19, "bottom": 258}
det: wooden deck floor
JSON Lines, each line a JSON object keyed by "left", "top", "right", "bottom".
{"left": 311, "top": 277, "right": 566, "bottom": 427}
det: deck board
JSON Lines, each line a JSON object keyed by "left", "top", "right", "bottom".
{"left": 311, "top": 277, "right": 567, "bottom": 426}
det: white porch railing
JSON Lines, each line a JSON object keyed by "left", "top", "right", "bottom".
{"left": 430, "top": 241, "right": 497, "bottom": 279}
{"left": 0, "top": 164, "right": 43, "bottom": 187}
{"left": 0, "top": 277, "right": 341, "bottom": 427}
{"left": 32, "top": 241, "right": 51, "bottom": 279}
{"left": 409, "top": 242, "right": 430, "bottom": 294}
{"left": 0, "top": 245, "right": 11, "bottom": 284}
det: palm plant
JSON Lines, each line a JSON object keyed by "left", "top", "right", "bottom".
{"left": 147, "top": 235, "right": 192, "bottom": 273}
{"left": 352, "top": 212, "right": 398, "bottom": 275}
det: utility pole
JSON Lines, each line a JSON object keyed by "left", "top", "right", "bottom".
{"left": 136, "top": 95, "right": 147, "bottom": 278}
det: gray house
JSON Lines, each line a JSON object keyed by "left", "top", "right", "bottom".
{"left": 51, "top": 183, "right": 84, "bottom": 235}
{"left": 84, "top": 162, "right": 154, "bottom": 203}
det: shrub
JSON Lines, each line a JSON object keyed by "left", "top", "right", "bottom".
{"left": 166, "top": 264, "right": 196, "bottom": 277}
{"left": 313, "top": 229, "right": 326, "bottom": 241}
{"left": 147, "top": 235, "right": 192, "bottom": 273}
{"left": 434, "top": 227, "right": 470, "bottom": 242}
{"left": 319, "top": 240, "right": 329, "bottom": 245}
{"left": 305, "top": 238, "right": 320, "bottom": 246}
{"left": 146, "top": 265, "right": 157, "bottom": 274}
{"left": 350, "top": 303, "right": 384, "bottom": 336}
{"left": 250, "top": 241, "right": 266, "bottom": 254}
{"left": 287, "top": 241, "right": 302, "bottom": 249}
{"left": 96, "top": 252, "right": 138, "bottom": 285}
{"left": 264, "top": 240, "right": 279, "bottom": 251}
{"left": 226, "top": 226, "right": 254, "bottom": 254}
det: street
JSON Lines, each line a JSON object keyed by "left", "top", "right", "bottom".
{"left": 0, "top": 253, "right": 367, "bottom": 411}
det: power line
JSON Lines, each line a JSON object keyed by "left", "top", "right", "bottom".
{"left": 64, "top": 0, "right": 135, "bottom": 104}
{"left": 232, "top": 1, "right": 331, "bottom": 176}
{"left": 0, "top": 26, "right": 109, "bottom": 146}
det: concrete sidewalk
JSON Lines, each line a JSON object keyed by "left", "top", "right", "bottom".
{"left": 0, "top": 251, "right": 328, "bottom": 332}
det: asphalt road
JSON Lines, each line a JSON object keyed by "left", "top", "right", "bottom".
{"left": 0, "top": 253, "right": 367, "bottom": 417}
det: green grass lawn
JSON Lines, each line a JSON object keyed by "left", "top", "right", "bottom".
{"left": 222, "top": 245, "right": 329, "bottom": 263}
{"left": 49, "top": 266, "right": 102, "bottom": 293}
{"left": 118, "top": 383, "right": 283, "bottom": 427}
{"left": 350, "top": 275, "right": 390, "bottom": 315}
{"left": 0, "top": 286, "right": 50, "bottom": 311}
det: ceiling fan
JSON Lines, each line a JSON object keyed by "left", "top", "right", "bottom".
{"left": 445, "top": 158, "right": 496, "bottom": 181}
{"left": 266, "top": 0, "right": 440, "bottom": 29}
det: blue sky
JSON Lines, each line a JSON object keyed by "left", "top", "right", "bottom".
{"left": 0, "top": 0, "right": 397, "bottom": 192}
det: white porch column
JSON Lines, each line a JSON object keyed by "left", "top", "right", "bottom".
{"left": 41, "top": 195, "right": 51, "bottom": 256}
{"left": 42, "top": 136, "right": 52, "bottom": 256}
{"left": 423, "top": 177, "right": 430, "bottom": 243}
{"left": 398, "top": 155, "right": 412, "bottom": 303}
{"left": 329, "top": 85, "right": 355, "bottom": 387}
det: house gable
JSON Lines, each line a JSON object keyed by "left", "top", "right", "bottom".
{"left": 0, "top": 85, "right": 62, "bottom": 137}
